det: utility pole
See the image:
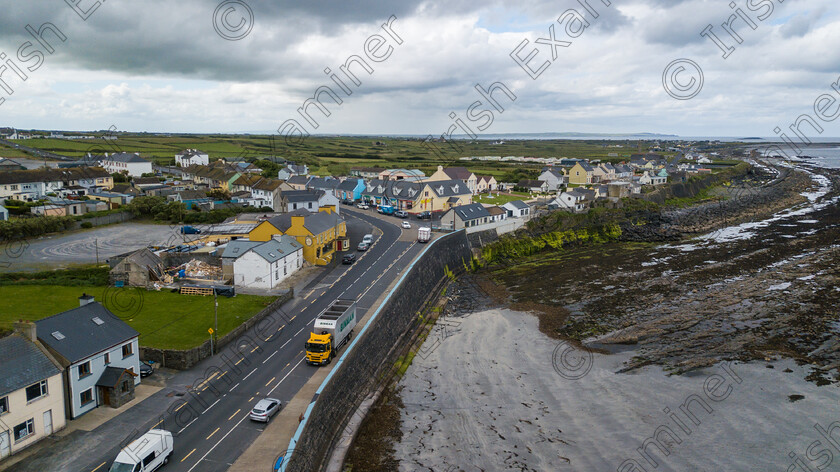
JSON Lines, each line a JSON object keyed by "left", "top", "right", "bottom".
{"left": 95, "top": 238, "right": 99, "bottom": 265}
{"left": 213, "top": 290, "right": 219, "bottom": 354}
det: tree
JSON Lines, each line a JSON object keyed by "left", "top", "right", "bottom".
{"left": 207, "top": 189, "right": 231, "bottom": 201}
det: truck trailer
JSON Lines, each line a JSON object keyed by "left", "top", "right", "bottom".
{"left": 306, "top": 299, "right": 357, "bottom": 365}
{"left": 417, "top": 226, "right": 431, "bottom": 243}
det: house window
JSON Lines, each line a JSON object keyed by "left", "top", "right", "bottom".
{"left": 25, "top": 380, "right": 48, "bottom": 401}
{"left": 308, "top": 202, "right": 313, "bottom": 209}
{"left": 78, "top": 362, "right": 91, "bottom": 379}
{"left": 80, "top": 388, "right": 94, "bottom": 406}
{"left": 104, "top": 353, "right": 110, "bottom": 365}
{"left": 0, "top": 396, "right": 8, "bottom": 414}
{"left": 122, "top": 343, "right": 133, "bottom": 358}
{"left": 13, "top": 419, "right": 34, "bottom": 442}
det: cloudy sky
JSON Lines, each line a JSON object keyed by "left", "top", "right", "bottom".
{"left": 0, "top": 0, "right": 838, "bottom": 137}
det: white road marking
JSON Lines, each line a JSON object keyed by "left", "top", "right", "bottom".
{"left": 262, "top": 350, "right": 279, "bottom": 364}
{"left": 242, "top": 368, "right": 258, "bottom": 381}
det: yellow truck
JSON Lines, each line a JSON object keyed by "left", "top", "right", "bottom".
{"left": 305, "top": 299, "right": 357, "bottom": 366}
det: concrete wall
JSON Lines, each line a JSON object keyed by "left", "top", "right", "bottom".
{"left": 69, "top": 211, "right": 133, "bottom": 230}
{"left": 139, "top": 290, "right": 292, "bottom": 370}
{"left": 286, "top": 231, "right": 472, "bottom": 472}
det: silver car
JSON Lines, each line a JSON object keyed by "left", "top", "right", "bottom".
{"left": 250, "top": 398, "right": 282, "bottom": 422}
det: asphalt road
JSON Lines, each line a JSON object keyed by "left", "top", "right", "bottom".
{"left": 7, "top": 207, "right": 424, "bottom": 472}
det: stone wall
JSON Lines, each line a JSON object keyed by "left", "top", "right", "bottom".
{"left": 139, "top": 290, "right": 292, "bottom": 370}
{"left": 286, "top": 231, "right": 472, "bottom": 472}
{"left": 71, "top": 211, "right": 133, "bottom": 230}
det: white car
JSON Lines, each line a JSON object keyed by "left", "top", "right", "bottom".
{"left": 401, "top": 221, "right": 411, "bottom": 229}
{"left": 356, "top": 203, "right": 369, "bottom": 210}
{"left": 250, "top": 398, "right": 282, "bottom": 422}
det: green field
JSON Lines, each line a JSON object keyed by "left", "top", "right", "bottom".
{"left": 0, "top": 285, "right": 276, "bottom": 350}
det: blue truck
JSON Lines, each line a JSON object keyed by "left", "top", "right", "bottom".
{"left": 377, "top": 205, "right": 395, "bottom": 215}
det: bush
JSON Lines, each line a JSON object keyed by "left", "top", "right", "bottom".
{"left": 80, "top": 222, "right": 93, "bottom": 228}
{"left": 0, "top": 215, "right": 76, "bottom": 240}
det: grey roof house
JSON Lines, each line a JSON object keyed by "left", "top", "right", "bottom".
{"left": 35, "top": 295, "right": 141, "bottom": 419}
{"left": 440, "top": 202, "right": 492, "bottom": 230}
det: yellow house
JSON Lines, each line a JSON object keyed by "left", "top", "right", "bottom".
{"left": 569, "top": 162, "right": 596, "bottom": 185}
{"left": 415, "top": 180, "right": 472, "bottom": 213}
{"left": 249, "top": 208, "right": 346, "bottom": 265}
{"left": 0, "top": 327, "right": 67, "bottom": 458}
{"left": 426, "top": 166, "right": 478, "bottom": 194}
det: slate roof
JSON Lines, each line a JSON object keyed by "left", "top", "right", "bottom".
{"left": 451, "top": 202, "right": 490, "bottom": 221}
{"left": 286, "top": 175, "right": 310, "bottom": 186}
{"left": 96, "top": 366, "right": 134, "bottom": 388}
{"left": 249, "top": 236, "right": 302, "bottom": 263}
{"left": 116, "top": 248, "right": 165, "bottom": 279}
{"left": 504, "top": 200, "right": 529, "bottom": 210}
{"left": 36, "top": 302, "right": 139, "bottom": 364}
{"left": 177, "top": 149, "right": 207, "bottom": 157}
{"left": 177, "top": 190, "right": 209, "bottom": 201}
{"left": 577, "top": 162, "right": 595, "bottom": 172}
{"left": 103, "top": 153, "right": 149, "bottom": 163}
{"left": 253, "top": 179, "right": 282, "bottom": 191}
{"left": 221, "top": 240, "right": 263, "bottom": 259}
{"left": 0, "top": 167, "right": 110, "bottom": 185}
{"left": 0, "top": 334, "right": 61, "bottom": 397}
{"left": 337, "top": 179, "right": 361, "bottom": 191}
{"left": 283, "top": 189, "right": 323, "bottom": 203}
{"left": 518, "top": 179, "right": 546, "bottom": 188}
{"left": 442, "top": 167, "right": 474, "bottom": 180}
{"left": 427, "top": 179, "right": 470, "bottom": 197}
{"left": 541, "top": 169, "right": 563, "bottom": 178}
{"left": 307, "top": 177, "right": 339, "bottom": 190}
{"left": 302, "top": 210, "right": 344, "bottom": 235}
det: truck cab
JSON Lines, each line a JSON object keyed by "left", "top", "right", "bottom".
{"left": 305, "top": 332, "right": 334, "bottom": 365}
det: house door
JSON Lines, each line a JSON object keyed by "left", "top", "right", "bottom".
{"left": 101, "top": 388, "right": 110, "bottom": 406}
{"left": 0, "top": 430, "right": 9, "bottom": 459}
{"left": 43, "top": 410, "right": 53, "bottom": 435}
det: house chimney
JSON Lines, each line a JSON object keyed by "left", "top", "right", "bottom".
{"left": 14, "top": 320, "right": 36, "bottom": 342}
{"left": 79, "top": 293, "right": 95, "bottom": 306}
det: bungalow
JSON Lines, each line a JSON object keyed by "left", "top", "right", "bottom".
{"left": 249, "top": 208, "right": 347, "bottom": 265}
{"left": 277, "top": 164, "right": 308, "bottom": 181}
{"left": 518, "top": 179, "right": 549, "bottom": 193}
{"left": 335, "top": 178, "right": 365, "bottom": 202}
{"left": 175, "top": 149, "right": 209, "bottom": 167}
{"left": 35, "top": 295, "right": 140, "bottom": 419}
{"left": 99, "top": 153, "right": 152, "bottom": 177}
{"left": 502, "top": 200, "right": 530, "bottom": 218}
{"left": 568, "top": 162, "right": 596, "bottom": 185}
{"left": 230, "top": 235, "right": 304, "bottom": 289}
{"left": 426, "top": 166, "right": 478, "bottom": 194}
{"left": 538, "top": 168, "right": 564, "bottom": 191}
{"left": 0, "top": 326, "right": 66, "bottom": 458}
{"left": 440, "top": 202, "right": 492, "bottom": 230}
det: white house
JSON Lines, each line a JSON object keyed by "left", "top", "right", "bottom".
{"left": 502, "top": 200, "right": 531, "bottom": 218}
{"left": 539, "top": 168, "right": 564, "bottom": 191}
{"left": 0, "top": 328, "right": 66, "bottom": 459}
{"left": 175, "top": 149, "right": 209, "bottom": 167}
{"left": 100, "top": 153, "right": 153, "bottom": 177}
{"left": 230, "top": 236, "right": 304, "bottom": 289}
{"left": 35, "top": 295, "right": 140, "bottom": 420}
{"left": 555, "top": 189, "right": 588, "bottom": 213}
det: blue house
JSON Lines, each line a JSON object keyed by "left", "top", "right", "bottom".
{"left": 336, "top": 178, "right": 365, "bottom": 201}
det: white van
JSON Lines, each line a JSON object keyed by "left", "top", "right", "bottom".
{"left": 109, "top": 429, "right": 174, "bottom": 472}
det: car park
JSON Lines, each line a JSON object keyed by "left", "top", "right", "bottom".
{"left": 342, "top": 253, "right": 356, "bottom": 264}
{"left": 357, "top": 241, "right": 370, "bottom": 251}
{"left": 395, "top": 210, "right": 408, "bottom": 218}
{"left": 401, "top": 221, "right": 411, "bottom": 229}
{"left": 250, "top": 398, "right": 282, "bottom": 423}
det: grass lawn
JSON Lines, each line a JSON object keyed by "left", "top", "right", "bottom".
{"left": 474, "top": 193, "right": 532, "bottom": 205}
{"left": 0, "top": 285, "right": 277, "bottom": 350}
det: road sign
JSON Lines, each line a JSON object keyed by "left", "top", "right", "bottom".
{"left": 208, "top": 328, "right": 214, "bottom": 334}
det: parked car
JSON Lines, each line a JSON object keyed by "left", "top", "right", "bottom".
{"left": 356, "top": 203, "right": 369, "bottom": 210}
{"left": 139, "top": 361, "right": 154, "bottom": 378}
{"left": 342, "top": 199, "right": 355, "bottom": 205}
{"left": 416, "top": 211, "right": 431, "bottom": 220}
{"left": 401, "top": 221, "right": 411, "bottom": 229}
{"left": 395, "top": 210, "right": 408, "bottom": 218}
{"left": 108, "top": 429, "right": 173, "bottom": 472}
{"left": 362, "top": 234, "right": 373, "bottom": 244}
{"left": 342, "top": 253, "right": 356, "bottom": 264}
{"left": 250, "top": 398, "right": 282, "bottom": 423}
{"left": 180, "top": 225, "right": 201, "bottom": 234}
{"left": 357, "top": 241, "right": 370, "bottom": 251}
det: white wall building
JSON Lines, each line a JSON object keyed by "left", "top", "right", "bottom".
{"left": 231, "top": 236, "right": 304, "bottom": 290}
{"left": 175, "top": 149, "right": 209, "bottom": 167}
{"left": 100, "top": 153, "right": 153, "bottom": 177}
